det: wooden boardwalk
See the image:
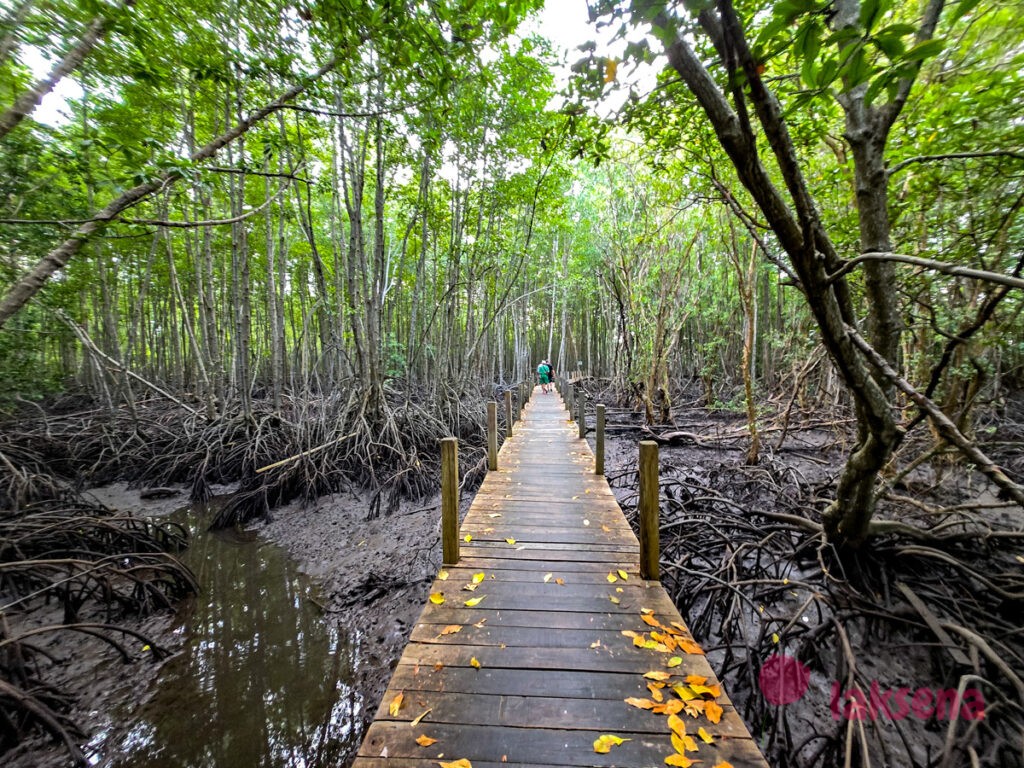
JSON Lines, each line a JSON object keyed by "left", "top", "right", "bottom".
{"left": 356, "top": 389, "right": 770, "bottom": 768}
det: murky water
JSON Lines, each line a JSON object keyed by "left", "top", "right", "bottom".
{"left": 87, "top": 505, "right": 362, "bottom": 767}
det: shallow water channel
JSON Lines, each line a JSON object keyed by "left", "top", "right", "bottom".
{"left": 88, "top": 504, "right": 362, "bottom": 767}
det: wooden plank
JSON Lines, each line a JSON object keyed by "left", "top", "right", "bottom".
{"left": 374, "top": 691, "right": 751, "bottom": 738}
{"left": 358, "top": 722, "right": 766, "bottom": 766}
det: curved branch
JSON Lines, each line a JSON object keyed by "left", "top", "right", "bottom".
{"left": 888, "top": 149, "right": 1024, "bottom": 178}
{"left": 827, "top": 251, "right": 1024, "bottom": 290}
{"left": 845, "top": 323, "right": 1024, "bottom": 507}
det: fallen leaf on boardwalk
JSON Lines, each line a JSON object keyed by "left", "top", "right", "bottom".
{"left": 691, "top": 682, "right": 721, "bottom": 697}
{"left": 697, "top": 727, "right": 713, "bottom": 744}
{"left": 664, "top": 755, "right": 694, "bottom": 767}
{"left": 429, "top": 592, "right": 445, "bottom": 605}
{"left": 463, "top": 534, "right": 472, "bottom": 542}
{"left": 654, "top": 699, "right": 684, "bottom": 715}
{"left": 438, "top": 570, "right": 449, "bottom": 581}
{"left": 505, "top": 538, "right": 516, "bottom": 545}
{"left": 389, "top": 692, "right": 404, "bottom": 716}
{"left": 672, "top": 684, "right": 697, "bottom": 701}
{"left": 602, "top": 525, "right": 611, "bottom": 532}
{"left": 666, "top": 656, "right": 683, "bottom": 668}
{"left": 609, "top": 596, "right": 621, "bottom": 604}
{"left": 681, "top": 735, "right": 698, "bottom": 752}
{"left": 593, "top": 734, "right": 630, "bottom": 753}
{"left": 686, "top": 675, "right": 708, "bottom": 686}
{"left": 433, "top": 662, "right": 444, "bottom": 672}
{"left": 644, "top": 670, "right": 673, "bottom": 682}
{"left": 679, "top": 639, "right": 704, "bottom": 654}
{"left": 462, "top": 583, "right": 479, "bottom": 592}
{"left": 712, "top": 762, "right": 735, "bottom": 768}
{"left": 464, "top": 596, "right": 485, "bottom": 607}
{"left": 618, "top": 569, "right": 628, "bottom": 580}
{"left": 438, "top": 760, "right": 472, "bottom": 768}
{"left": 641, "top": 607, "right": 654, "bottom": 615}
{"left": 473, "top": 618, "right": 488, "bottom": 628}
{"left": 543, "top": 573, "right": 553, "bottom": 583}
{"left": 472, "top": 571, "right": 487, "bottom": 584}
{"left": 648, "top": 683, "right": 665, "bottom": 701}
{"left": 667, "top": 713, "right": 686, "bottom": 738}
{"left": 622, "top": 630, "right": 639, "bottom": 639}
{"left": 641, "top": 613, "right": 662, "bottom": 628}
{"left": 411, "top": 708, "right": 432, "bottom": 726}
{"left": 470, "top": 657, "right": 481, "bottom": 669}
{"left": 607, "top": 572, "right": 618, "bottom": 583}
{"left": 616, "top": 587, "right": 624, "bottom": 593}
{"left": 671, "top": 733, "right": 689, "bottom": 754}
{"left": 415, "top": 734, "right": 438, "bottom": 747}
{"left": 625, "top": 697, "right": 656, "bottom": 710}
{"left": 440, "top": 625, "right": 462, "bottom": 636}
{"left": 684, "top": 700, "right": 705, "bottom": 718}
{"left": 555, "top": 578, "right": 565, "bottom": 585}
{"left": 704, "top": 699, "right": 724, "bottom": 724}
{"left": 590, "top": 640, "right": 602, "bottom": 649}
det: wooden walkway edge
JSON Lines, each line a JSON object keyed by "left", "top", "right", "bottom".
{"left": 356, "top": 388, "right": 770, "bottom": 768}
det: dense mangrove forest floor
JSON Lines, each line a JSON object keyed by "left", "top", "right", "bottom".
{"left": 3, "top": 382, "right": 1022, "bottom": 767}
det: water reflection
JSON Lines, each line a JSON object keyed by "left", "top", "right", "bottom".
{"left": 89, "top": 505, "right": 362, "bottom": 767}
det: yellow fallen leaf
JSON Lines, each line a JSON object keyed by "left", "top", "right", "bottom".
{"left": 389, "top": 692, "right": 404, "bottom": 716}
{"left": 411, "top": 708, "right": 432, "bottom": 726}
{"left": 691, "top": 683, "right": 722, "bottom": 697}
{"left": 463, "top": 534, "right": 472, "bottom": 542}
{"left": 607, "top": 572, "right": 618, "bottom": 583}
{"left": 618, "top": 569, "right": 628, "bottom": 580}
{"left": 654, "top": 699, "right": 684, "bottom": 715}
{"left": 464, "top": 595, "right": 485, "bottom": 607}
{"left": 505, "top": 538, "right": 516, "bottom": 545}
{"left": 666, "top": 656, "right": 683, "bottom": 668}
{"left": 543, "top": 573, "right": 552, "bottom": 583}
{"left": 665, "top": 755, "right": 695, "bottom": 767}
{"left": 438, "top": 760, "right": 472, "bottom": 768}
{"left": 772, "top": 632, "right": 780, "bottom": 644}
{"left": 712, "top": 762, "right": 735, "bottom": 768}
{"left": 593, "top": 734, "right": 630, "bottom": 754}
{"left": 462, "top": 582, "right": 479, "bottom": 592}
{"left": 555, "top": 578, "right": 565, "bottom": 585}
{"left": 429, "top": 592, "right": 445, "bottom": 605}
{"left": 644, "top": 670, "right": 673, "bottom": 682}
{"left": 686, "top": 675, "right": 708, "bottom": 686}
{"left": 622, "top": 630, "right": 640, "bottom": 639}
{"left": 679, "top": 638, "right": 704, "bottom": 654}
{"left": 609, "top": 596, "right": 621, "bottom": 604}
{"left": 648, "top": 683, "right": 664, "bottom": 702}
{"left": 641, "top": 607, "right": 654, "bottom": 614}
{"left": 602, "top": 524, "right": 611, "bottom": 532}
{"left": 438, "top": 570, "right": 449, "bottom": 581}
{"left": 470, "top": 657, "right": 481, "bottom": 669}
{"left": 473, "top": 618, "right": 488, "bottom": 628}
{"left": 697, "top": 726, "right": 713, "bottom": 744}
{"left": 705, "top": 699, "right": 724, "bottom": 724}
{"left": 141, "top": 644, "right": 151, "bottom": 652}
{"left": 641, "top": 613, "right": 662, "bottom": 628}
{"left": 440, "top": 625, "right": 462, "bottom": 636}
{"left": 667, "top": 713, "right": 686, "bottom": 738}
{"left": 415, "top": 734, "right": 438, "bottom": 747}
{"left": 681, "top": 735, "right": 698, "bottom": 752}
{"left": 616, "top": 587, "right": 624, "bottom": 593}
{"left": 624, "top": 697, "right": 656, "bottom": 710}
{"left": 672, "top": 684, "right": 697, "bottom": 701}
{"left": 671, "top": 733, "right": 689, "bottom": 755}
{"left": 472, "top": 573, "right": 485, "bottom": 584}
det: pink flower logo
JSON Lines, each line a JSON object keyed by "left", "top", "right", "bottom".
{"left": 759, "top": 653, "right": 811, "bottom": 705}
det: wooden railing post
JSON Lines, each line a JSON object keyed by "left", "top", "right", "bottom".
{"left": 595, "top": 404, "right": 605, "bottom": 475}
{"left": 504, "top": 389, "right": 513, "bottom": 434}
{"left": 441, "top": 437, "right": 459, "bottom": 565}
{"left": 639, "top": 440, "right": 660, "bottom": 580}
{"left": 566, "top": 382, "right": 574, "bottom": 415}
{"left": 487, "top": 401, "right": 498, "bottom": 470}
{"left": 577, "top": 391, "right": 586, "bottom": 438}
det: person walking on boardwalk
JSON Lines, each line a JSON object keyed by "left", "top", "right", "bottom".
{"left": 537, "top": 359, "right": 552, "bottom": 394}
